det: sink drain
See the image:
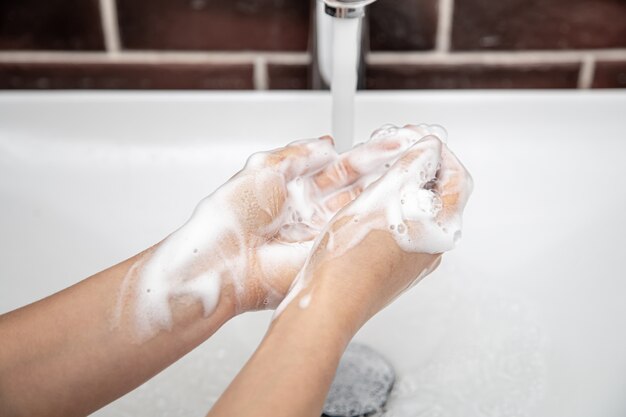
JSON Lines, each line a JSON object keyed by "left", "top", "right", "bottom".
{"left": 323, "top": 343, "right": 395, "bottom": 416}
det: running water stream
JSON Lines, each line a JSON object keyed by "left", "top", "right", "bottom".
{"left": 330, "top": 17, "right": 361, "bottom": 152}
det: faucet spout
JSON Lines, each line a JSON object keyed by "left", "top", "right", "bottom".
{"left": 311, "top": 0, "right": 376, "bottom": 89}
{"left": 323, "top": 0, "right": 377, "bottom": 19}
{"left": 311, "top": 0, "right": 378, "bottom": 150}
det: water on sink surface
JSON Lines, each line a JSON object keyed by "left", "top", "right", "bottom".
{"left": 367, "top": 277, "right": 546, "bottom": 417}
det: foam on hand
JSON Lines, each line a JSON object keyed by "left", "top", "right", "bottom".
{"left": 116, "top": 123, "right": 466, "bottom": 338}
{"left": 276, "top": 124, "right": 472, "bottom": 317}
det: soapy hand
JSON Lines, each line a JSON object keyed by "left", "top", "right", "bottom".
{"left": 276, "top": 128, "right": 473, "bottom": 324}
{"left": 117, "top": 126, "right": 448, "bottom": 338}
{"left": 217, "top": 128, "right": 451, "bottom": 310}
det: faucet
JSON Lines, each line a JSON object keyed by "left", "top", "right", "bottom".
{"left": 311, "top": 0, "right": 377, "bottom": 90}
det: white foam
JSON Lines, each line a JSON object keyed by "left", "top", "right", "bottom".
{"left": 119, "top": 124, "right": 463, "bottom": 337}
{"left": 276, "top": 125, "right": 472, "bottom": 317}
{"left": 299, "top": 293, "right": 312, "bottom": 309}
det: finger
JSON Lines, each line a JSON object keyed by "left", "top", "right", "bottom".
{"left": 245, "top": 136, "right": 338, "bottom": 180}
{"left": 322, "top": 183, "right": 364, "bottom": 213}
{"left": 435, "top": 144, "right": 473, "bottom": 221}
{"left": 403, "top": 123, "right": 448, "bottom": 143}
{"left": 276, "top": 222, "right": 318, "bottom": 243}
{"left": 392, "top": 135, "right": 443, "bottom": 184}
{"left": 312, "top": 133, "right": 408, "bottom": 194}
{"left": 313, "top": 124, "right": 449, "bottom": 195}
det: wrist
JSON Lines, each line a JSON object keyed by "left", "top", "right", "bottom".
{"left": 312, "top": 267, "right": 377, "bottom": 332}
{"left": 274, "top": 268, "right": 374, "bottom": 342}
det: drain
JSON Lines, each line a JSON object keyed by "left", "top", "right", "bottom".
{"left": 323, "top": 343, "right": 395, "bottom": 416}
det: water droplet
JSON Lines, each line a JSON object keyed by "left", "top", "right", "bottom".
{"left": 389, "top": 225, "right": 395, "bottom": 230}
{"left": 400, "top": 199, "right": 405, "bottom": 204}
{"left": 453, "top": 230, "right": 462, "bottom": 244}
{"left": 297, "top": 216, "right": 303, "bottom": 222}
{"left": 397, "top": 224, "right": 406, "bottom": 234}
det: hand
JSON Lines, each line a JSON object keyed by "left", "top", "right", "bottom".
{"left": 117, "top": 126, "right": 447, "bottom": 338}
{"left": 276, "top": 131, "right": 473, "bottom": 328}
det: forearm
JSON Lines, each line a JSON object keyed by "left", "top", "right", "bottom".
{"left": 207, "top": 272, "right": 363, "bottom": 417}
{"left": 0, "top": 248, "right": 237, "bottom": 417}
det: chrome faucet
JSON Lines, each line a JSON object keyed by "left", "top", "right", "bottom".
{"left": 311, "top": 0, "right": 377, "bottom": 89}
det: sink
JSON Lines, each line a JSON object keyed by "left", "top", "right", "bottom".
{"left": 1, "top": 91, "right": 625, "bottom": 417}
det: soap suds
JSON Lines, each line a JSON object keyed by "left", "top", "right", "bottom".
{"left": 275, "top": 125, "right": 472, "bottom": 317}
{"left": 116, "top": 124, "right": 460, "bottom": 338}
{"left": 299, "top": 293, "right": 312, "bottom": 309}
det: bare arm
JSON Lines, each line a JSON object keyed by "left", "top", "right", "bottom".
{"left": 208, "top": 134, "right": 472, "bottom": 417}
{"left": 0, "top": 133, "right": 415, "bottom": 417}
{"left": 208, "top": 275, "right": 357, "bottom": 417}
{"left": 207, "top": 232, "right": 441, "bottom": 417}
{"left": 0, "top": 249, "right": 237, "bottom": 417}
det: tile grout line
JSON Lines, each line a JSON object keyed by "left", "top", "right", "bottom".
{"left": 98, "top": 0, "right": 121, "bottom": 54}
{"left": 435, "top": 0, "right": 454, "bottom": 53}
{"left": 253, "top": 56, "right": 269, "bottom": 90}
{"left": 367, "top": 49, "right": 626, "bottom": 64}
{"left": 578, "top": 55, "right": 596, "bottom": 89}
{"left": 0, "top": 50, "right": 624, "bottom": 65}
{"left": 0, "top": 51, "right": 311, "bottom": 65}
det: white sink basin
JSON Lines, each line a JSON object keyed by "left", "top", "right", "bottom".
{"left": 1, "top": 91, "right": 625, "bottom": 417}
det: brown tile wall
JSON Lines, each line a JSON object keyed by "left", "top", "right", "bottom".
{"left": 0, "top": 0, "right": 104, "bottom": 50}
{"left": 268, "top": 64, "right": 309, "bottom": 89}
{"left": 593, "top": 61, "right": 626, "bottom": 88}
{"left": 0, "top": 62, "right": 253, "bottom": 89}
{"left": 1, "top": 0, "right": 625, "bottom": 90}
{"left": 116, "top": 0, "right": 310, "bottom": 51}
{"left": 369, "top": 0, "right": 438, "bottom": 51}
{"left": 451, "top": 0, "right": 626, "bottom": 50}
{"left": 366, "top": 63, "right": 580, "bottom": 89}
